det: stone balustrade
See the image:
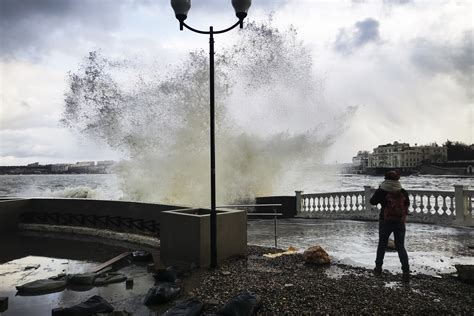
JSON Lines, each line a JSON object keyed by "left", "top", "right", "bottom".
{"left": 296, "top": 185, "right": 473, "bottom": 226}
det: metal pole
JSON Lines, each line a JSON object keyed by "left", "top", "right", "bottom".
{"left": 274, "top": 208, "right": 277, "bottom": 248}
{"left": 209, "top": 26, "right": 217, "bottom": 268}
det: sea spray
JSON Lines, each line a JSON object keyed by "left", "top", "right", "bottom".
{"left": 63, "top": 19, "right": 356, "bottom": 206}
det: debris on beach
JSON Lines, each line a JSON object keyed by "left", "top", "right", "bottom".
{"left": 0, "top": 297, "right": 8, "bottom": 312}
{"left": 455, "top": 264, "right": 474, "bottom": 284}
{"left": 162, "top": 298, "right": 203, "bottom": 316}
{"left": 219, "top": 290, "right": 261, "bottom": 316}
{"left": 263, "top": 246, "right": 298, "bottom": 258}
{"left": 16, "top": 274, "right": 68, "bottom": 295}
{"left": 143, "top": 283, "right": 181, "bottom": 305}
{"left": 16, "top": 269, "right": 128, "bottom": 295}
{"left": 154, "top": 266, "right": 179, "bottom": 283}
{"left": 52, "top": 295, "right": 114, "bottom": 315}
{"left": 131, "top": 250, "right": 153, "bottom": 262}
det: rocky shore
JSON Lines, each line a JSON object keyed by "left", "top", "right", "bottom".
{"left": 178, "top": 245, "right": 473, "bottom": 315}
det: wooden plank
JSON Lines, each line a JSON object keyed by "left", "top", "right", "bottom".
{"left": 92, "top": 252, "right": 131, "bottom": 273}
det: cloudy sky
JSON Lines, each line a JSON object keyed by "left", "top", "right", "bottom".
{"left": 0, "top": 0, "right": 472, "bottom": 165}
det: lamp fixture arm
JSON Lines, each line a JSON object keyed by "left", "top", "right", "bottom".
{"left": 181, "top": 19, "right": 243, "bottom": 34}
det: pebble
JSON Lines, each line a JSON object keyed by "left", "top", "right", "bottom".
{"left": 185, "top": 246, "right": 474, "bottom": 315}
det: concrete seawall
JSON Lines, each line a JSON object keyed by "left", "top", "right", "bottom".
{"left": 0, "top": 198, "right": 185, "bottom": 234}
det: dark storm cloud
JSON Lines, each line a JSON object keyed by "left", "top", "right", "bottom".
{"left": 411, "top": 31, "right": 473, "bottom": 95}
{"left": 0, "top": 0, "right": 150, "bottom": 60}
{"left": 334, "top": 18, "right": 381, "bottom": 54}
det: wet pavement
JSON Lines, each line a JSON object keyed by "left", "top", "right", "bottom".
{"left": 248, "top": 219, "right": 474, "bottom": 275}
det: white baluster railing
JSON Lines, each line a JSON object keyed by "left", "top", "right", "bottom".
{"left": 296, "top": 185, "right": 473, "bottom": 226}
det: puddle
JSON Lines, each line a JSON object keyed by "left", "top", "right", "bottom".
{"left": 0, "top": 234, "right": 160, "bottom": 316}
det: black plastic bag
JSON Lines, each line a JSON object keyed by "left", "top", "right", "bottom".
{"left": 143, "top": 283, "right": 181, "bottom": 305}
{"left": 52, "top": 295, "right": 114, "bottom": 315}
{"left": 219, "top": 290, "right": 260, "bottom": 316}
{"left": 154, "top": 266, "right": 178, "bottom": 283}
{"left": 162, "top": 298, "right": 203, "bottom": 316}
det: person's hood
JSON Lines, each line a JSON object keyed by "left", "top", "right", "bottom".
{"left": 380, "top": 180, "right": 402, "bottom": 192}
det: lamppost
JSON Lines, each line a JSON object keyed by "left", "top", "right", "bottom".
{"left": 170, "top": 0, "right": 251, "bottom": 268}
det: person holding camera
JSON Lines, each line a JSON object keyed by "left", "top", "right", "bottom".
{"left": 370, "top": 170, "right": 410, "bottom": 283}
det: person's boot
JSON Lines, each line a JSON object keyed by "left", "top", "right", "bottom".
{"left": 373, "top": 265, "right": 382, "bottom": 276}
{"left": 402, "top": 270, "right": 410, "bottom": 283}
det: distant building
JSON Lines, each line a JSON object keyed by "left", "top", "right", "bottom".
{"left": 97, "top": 160, "right": 115, "bottom": 166}
{"left": 51, "top": 164, "right": 69, "bottom": 173}
{"left": 27, "top": 162, "right": 39, "bottom": 167}
{"left": 352, "top": 151, "right": 369, "bottom": 173}
{"left": 367, "top": 141, "right": 448, "bottom": 173}
{"left": 68, "top": 161, "right": 96, "bottom": 173}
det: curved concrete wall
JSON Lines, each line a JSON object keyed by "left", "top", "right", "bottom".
{"left": 0, "top": 198, "right": 185, "bottom": 234}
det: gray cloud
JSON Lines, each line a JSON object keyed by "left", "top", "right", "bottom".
{"left": 0, "top": 0, "right": 284, "bottom": 60}
{"left": 190, "top": 0, "right": 285, "bottom": 11}
{"left": 334, "top": 18, "right": 381, "bottom": 54}
{"left": 0, "top": 0, "right": 150, "bottom": 60}
{"left": 410, "top": 31, "right": 473, "bottom": 95}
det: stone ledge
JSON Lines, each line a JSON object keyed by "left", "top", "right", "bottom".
{"left": 18, "top": 223, "right": 159, "bottom": 247}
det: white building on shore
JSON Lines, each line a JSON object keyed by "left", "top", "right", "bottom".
{"left": 366, "top": 141, "right": 447, "bottom": 171}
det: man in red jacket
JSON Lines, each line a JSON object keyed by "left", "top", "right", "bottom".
{"left": 370, "top": 170, "right": 410, "bottom": 283}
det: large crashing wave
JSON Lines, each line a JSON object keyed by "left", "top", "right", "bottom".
{"left": 62, "top": 19, "right": 356, "bottom": 206}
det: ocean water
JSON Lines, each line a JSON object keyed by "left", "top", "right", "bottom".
{"left": 0, "top": 174, "right": 122, "bottom": 200}
{"left": 0, "top": 172, "right": 472, "bottom": 202}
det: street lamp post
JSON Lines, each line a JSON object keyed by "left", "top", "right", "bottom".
{"left": 170, "top": 0, "right": 251, "bottom": 268}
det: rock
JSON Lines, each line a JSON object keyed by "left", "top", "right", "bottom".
{"left": 387, "top": 239, "right": 396, "bottom": 251}
{"left": 0, "top": 297, "right": 8, "bottom": 312}
{"left": 454, "top": 264, "right": 474, "bottom": 284}
{"left": 303, "top": 246, "right": 330, "bottom": 265}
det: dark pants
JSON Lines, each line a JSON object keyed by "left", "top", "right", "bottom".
{"left": 375, "top": 221, "right": 409, "bottom": 272}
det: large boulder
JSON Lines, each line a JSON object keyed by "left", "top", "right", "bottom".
{"left": 303, "top": 246, "right": 330, "bottom": 265}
